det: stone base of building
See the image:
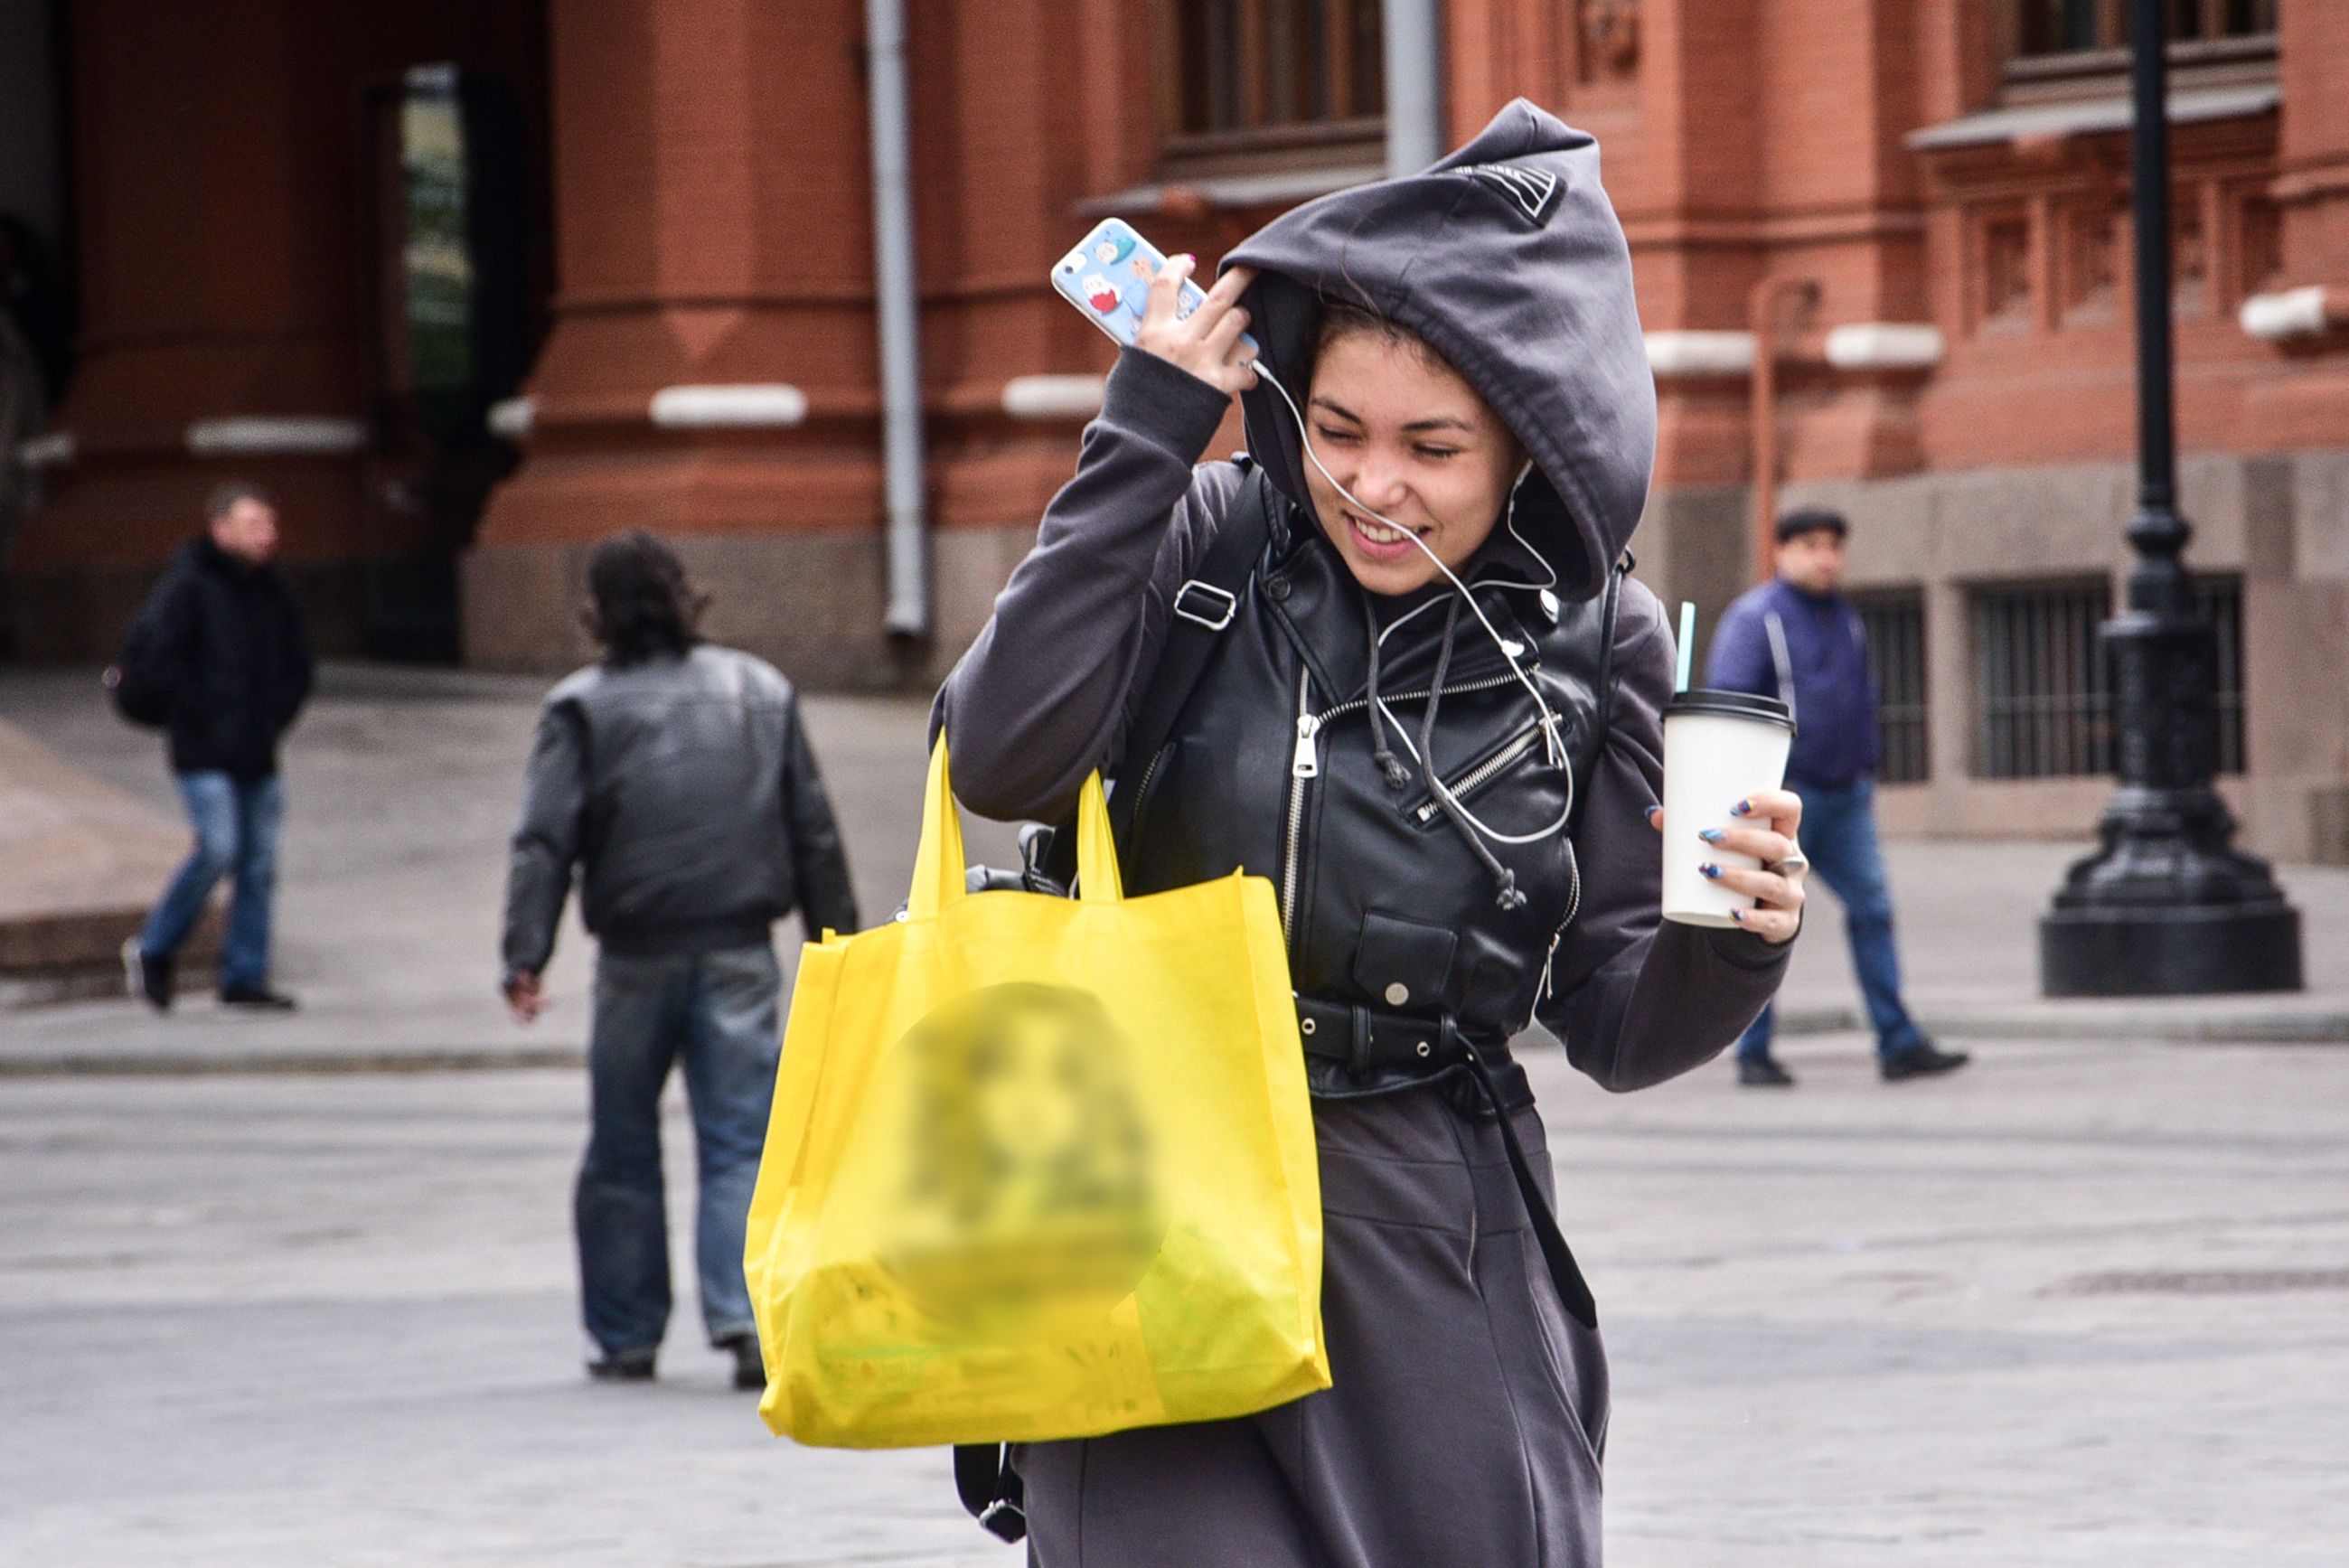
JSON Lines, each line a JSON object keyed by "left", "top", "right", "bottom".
{"left": 460, "top": 521, "right": 1044, "bottom": 691}
{"left": 8, "top": 559, "right": 372, "bottom": 664}
{"left": 1638, "top": 447, "right": 2349, "bottom": 868}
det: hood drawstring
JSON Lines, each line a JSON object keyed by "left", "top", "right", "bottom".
{"left": 1358, "top": 585, "right": 1412, "bottom": 791}
{"left": 1419, "top": 596, "right": 1529, "bottom": 911}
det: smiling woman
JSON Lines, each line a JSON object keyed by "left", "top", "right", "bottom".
{"left": 935, "top": 101, "right": 1808, "bottom": 1567}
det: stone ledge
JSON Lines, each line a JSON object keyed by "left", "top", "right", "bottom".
{"left": 0, "top": 718, "right": 220, "bottom": 996}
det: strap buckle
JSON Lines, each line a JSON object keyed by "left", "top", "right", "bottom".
{"left": 1172, "top": 579, "right": 1238, "bottom": 631}
{"left": 976, "top": 1499, "right": 1028, "bottom": 1544}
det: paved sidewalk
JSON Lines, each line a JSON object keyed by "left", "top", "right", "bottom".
{"left": 2, "top": 662, "right": 2344, "bottom": 1075}
{"left": 5, "top": 1041, "right": 2344, "bottom": 1565}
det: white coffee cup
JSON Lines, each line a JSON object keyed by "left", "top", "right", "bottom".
{"left": 1660, "top": 690, "right": 1796, "bottom": 927}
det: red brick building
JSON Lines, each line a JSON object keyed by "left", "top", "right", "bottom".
{"left": 5, "top": 1, "right": 2346, "bottom": 856}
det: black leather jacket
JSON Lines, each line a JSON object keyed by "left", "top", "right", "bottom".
{"left": 503, "top": 645, "right": 860, "bottom": 973}
{"left": 139, "top": 537, "right": 314, "bottom": 781}
{"left": 1119, "top": 467, "right": 1617, "bottom": 1103}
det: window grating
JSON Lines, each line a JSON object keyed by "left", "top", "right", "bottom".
{"left": 2194, "top": 574, "right": 2247, "bottom": 776}
{"left": 2013, "top": 0, "right": 2276, "bottom": 58}
{"left": 1972, "top": 580, "right": 2115, "bottom": 779}
{"left": 1971, "top": 575, "right": 2247, "bottom": 780}
{"left": 1853, "top": 590, "right": 1931, "bottom": 785}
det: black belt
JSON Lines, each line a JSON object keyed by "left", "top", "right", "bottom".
{"left": 1294, "top": 993, "right": 1598, "bottom": 1332}
{"left": 1294, "top": 993, "right": 1486, "bottom": 1074}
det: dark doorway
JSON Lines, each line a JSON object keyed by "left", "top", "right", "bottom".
{"left": 357, "top": 61, "right": 547, "bottom": 662}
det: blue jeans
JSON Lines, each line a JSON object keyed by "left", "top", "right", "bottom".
{"left": 1736, "top": 778, "right": 1924, "bottom": 1063}
{"left": 577, "top": 943, "right": 782, "bottom": 1356}
{"left": 139, "top": 772, "right": 283, "bottom": 991}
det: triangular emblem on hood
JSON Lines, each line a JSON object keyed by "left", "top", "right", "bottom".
{"left": 1452, "top": 163, "right": 1562, "bottom": 226}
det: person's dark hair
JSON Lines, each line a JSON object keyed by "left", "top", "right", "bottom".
{"left": 1314, "top": 300, "right": 1445, "bottom": 371}
{"left": 1774, "top": 507, "right": 1849, "bottom": 546}
{"left": 204, "top": 481, "right": 277, "bottom": 523}
{"left": 583, "top": 529, "right": 706, "bottom": 666}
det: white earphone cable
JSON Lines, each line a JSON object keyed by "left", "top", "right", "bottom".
{"left": 1249, "top": 360, "right": 1574, "bottom": 847}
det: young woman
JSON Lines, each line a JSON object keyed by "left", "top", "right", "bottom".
{"left": 936, "top": 101, "right": 1807, "bottom": 1567}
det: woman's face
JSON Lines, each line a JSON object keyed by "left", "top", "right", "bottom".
{"left": 1301, "top": 329, "right": 1524, "bottom": 597}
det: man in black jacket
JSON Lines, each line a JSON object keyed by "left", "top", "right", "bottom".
{"left": 501, "top": 530, "right": 859, "bottom": 1389}
{"left": 126, "top": 482, "right": 314, "bottom": 1011}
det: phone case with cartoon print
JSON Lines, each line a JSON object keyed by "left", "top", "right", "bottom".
{"left": 1049, "top": 219, "right": 1210, "bottom": 350}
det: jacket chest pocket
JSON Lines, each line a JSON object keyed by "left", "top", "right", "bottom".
{"left": 1403, "top": 718, "right": 1555, "bottom": 831}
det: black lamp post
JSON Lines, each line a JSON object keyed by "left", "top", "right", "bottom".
{"left": 2039, "top": 0, "right": 2303, "bottom": 996}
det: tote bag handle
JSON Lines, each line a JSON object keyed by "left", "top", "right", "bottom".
{"left": 908, "top": 740, "right": 1123, "bottom": 918}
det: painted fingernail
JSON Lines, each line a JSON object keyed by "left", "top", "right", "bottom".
{"left": 1731, "top": 908, "right": 1746, "bottom": 923}
{"left": 1731, "top": 800, "right": 1753, "bottom": 816}
{"left": 1699, "top": 862, "right": 1722, "bottom": 879}
{"left": 1698, "top": 828, "right": 1725, "bottom": 844}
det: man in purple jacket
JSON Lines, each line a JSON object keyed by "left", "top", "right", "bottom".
{"left": 1705, "top": 509, "right": 1968, "bottom": 1087}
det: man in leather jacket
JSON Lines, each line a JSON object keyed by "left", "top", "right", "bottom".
{"left": 502, "top": 530, "right": 858, "bottom": 1389}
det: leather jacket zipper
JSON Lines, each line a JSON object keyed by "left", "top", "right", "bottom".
{"left": 1128, "top": 742, "right": 1172, "bottom": 832}
{"left": 1539, "top": 842, "right": 1584, "bottom": 1005}
{"left": 1411, "top": 721, "right": 1543, "bottom": 825}
{"left": 1290, "top": 671, "right": 1523, "bottom": 781}
{"left": 1283, "top": 669, "right": 1312, "bottom": 942}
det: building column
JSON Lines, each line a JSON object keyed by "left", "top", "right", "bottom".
{"left": 464, "top": 0, "right": 891, "bottom": 682}
{"left": 468, "top": 0, "right": 1160, "bottom": 686}
{"left": 9, "top": 0, "right": 547, "bottom": 660}
{"left": 10, "top": 0, "right": 381, "bottom": 655}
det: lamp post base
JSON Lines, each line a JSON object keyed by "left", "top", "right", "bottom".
{"left": 2041, "top": 900, "right": 2303, "bottom": 997}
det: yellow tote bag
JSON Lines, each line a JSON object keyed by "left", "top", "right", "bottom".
{"left": 745, "top": 740, "right": 1330, "bottom": 1449}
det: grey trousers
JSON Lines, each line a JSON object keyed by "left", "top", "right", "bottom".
{"left": 1019, "top": 1086, "right": 1608, "bottom": 1567}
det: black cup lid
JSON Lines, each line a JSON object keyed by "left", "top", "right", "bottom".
{"left": 1665, "top": 689, "right": 1795, "bottom": 730}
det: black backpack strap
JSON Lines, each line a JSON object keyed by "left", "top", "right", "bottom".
{"left": 1566, "top": 549, "right": 1633, "bottom": 840}
{"left": 1040, "top": 459, "right": 1276, "bottom": 883}
{"left": 953, "top": 1442, "right": 1027, "bottom": 1543}
{"left": 1117, "top": 460, "right": 1275, "bottom": 824}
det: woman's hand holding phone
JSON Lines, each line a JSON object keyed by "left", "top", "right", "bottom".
{"left": 1135, "top": 257, "right": 1259, "bottom": 396}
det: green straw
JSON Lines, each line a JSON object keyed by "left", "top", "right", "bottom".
{"left": 1675, "top": 601, "right": 1696, "bottom": 693}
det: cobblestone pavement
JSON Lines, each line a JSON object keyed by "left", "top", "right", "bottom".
{"left": 6, "top": 1038, "right": 2347, "bottom": 1565}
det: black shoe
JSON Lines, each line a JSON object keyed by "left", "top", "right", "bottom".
{"left": 1738, "top": 1053, "right": 1796, "bottom": 1087}
{"left": 718, "top": 1331, "right": 765, "bottom": 1392}
{"left": 587, "top": 1346, "right": 657, "bottom": 1382}
{"left": 220, "top": 984, "right": 299, "bottom": 1011}
{"left": 1882, "top": 1040, "right": 1970, "bottom": 1082}
{"left": 124, "top": 939, "right": 174, "bottom": 1012}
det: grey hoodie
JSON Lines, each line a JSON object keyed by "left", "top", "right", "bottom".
{"left": 1227, "top": 96, "right": 1656, "bottom": 607}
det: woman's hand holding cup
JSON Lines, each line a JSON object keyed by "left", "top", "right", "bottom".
{"left": 1135, "top": 257, "right": 1259, "bottom": 395}
{"left": 1647, "top": 789, "right": 1809, "bottom": 945}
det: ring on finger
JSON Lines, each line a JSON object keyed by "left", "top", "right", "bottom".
{"left": 1769, "top": 848, "right": 1809, "bottom": 876}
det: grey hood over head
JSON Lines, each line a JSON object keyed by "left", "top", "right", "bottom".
{"left": 1225, "top": 99, "right": 1655, "bottom": 603}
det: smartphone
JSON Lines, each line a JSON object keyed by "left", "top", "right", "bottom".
{"left": 1050, "top": 218, "right": 1254, "bottom": 353}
